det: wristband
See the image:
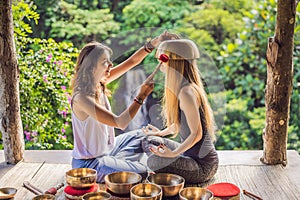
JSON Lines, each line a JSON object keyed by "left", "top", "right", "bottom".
{"left": 134, "top": 97, "right": 144, "bottom": 105}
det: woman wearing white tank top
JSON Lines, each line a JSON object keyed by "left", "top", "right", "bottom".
{"left": 70, "top": 31, "right": 179, "bottom": 182}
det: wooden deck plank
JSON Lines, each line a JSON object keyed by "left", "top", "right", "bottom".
{"left": 0, "top": 162, "right": 71, "bottom": 200}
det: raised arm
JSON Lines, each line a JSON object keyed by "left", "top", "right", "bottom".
{"left": 172, "top": 87, "right": 203, "bottom": 155}
{"left": 73, "top": 81, "right": 154, "bottom": 130}
{"left": 105, "top": 31, "right": 180, "bottom": 83}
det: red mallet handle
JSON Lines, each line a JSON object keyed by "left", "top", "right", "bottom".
{"left": 45, "top": 182, "right": 64, "bottom": 195}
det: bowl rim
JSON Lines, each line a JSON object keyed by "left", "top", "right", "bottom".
{"left": 66, "top": 168, "right": 97, "bottom": 177}
{"left": 179, "top": 187, "right": 213, "bottom": 198}
{"left": 82, "top": 191, "right": 112, "bottom": 199}
{"left": 104, "top": 171, "right": 142, "bottom": 186}
{"left": 130, "top": 183, "right": 163, "bottom": 198}
{"left": 32, "top": 194, "right": 56, "bottom": 200}
{"left": 146, "top": 173, "right": 185, "bottom": 187}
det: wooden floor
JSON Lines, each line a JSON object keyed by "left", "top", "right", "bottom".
{"left": 0, "top": 150, "right": 299, "bottom": 200}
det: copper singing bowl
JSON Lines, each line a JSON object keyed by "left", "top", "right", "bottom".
{"left": 32, "top": 194, "right": 55, "bottom": 200}
{"left": 82, "top": 191, "right": 112, "bottom": 200}
{"left": 146, "top": 173, "right": 185, "bottom": 197}
{"left": 104, "top": 171, "right": 142, "bottom": 195}
{"left": 0, "top": 187, "right": 17, "bottom": 199}
{"left": 130, "top": 183, "right": 162, "bottom": 200}
{"left": 66, "top": 168, "right": 97, "bottom": 189}
{"left": 179, "top": 187, "right": 214, "bottom": 200}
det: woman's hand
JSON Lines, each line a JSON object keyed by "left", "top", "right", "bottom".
{"left": 160, "top": 31, "right": 181, "bottom": 41}
{"left": 151, "top": 31, "right": 181, "bottom": 47}
{"left": 149, "top": 144, "right": 178, "bottom": 158}
{"left": 142, "top": 124, "right": 161, "bottom": 136}
{"left": 137, "top": 80, "right": 154, "bottom": 100}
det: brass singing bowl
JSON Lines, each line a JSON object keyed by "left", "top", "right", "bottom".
{"left": 82, "top": 191, "right": 112, "bottom": 200}
{"left": 0, "top": 187, "right": 17, "bottom": 199}
{"left": 66, "top": 168, "right": 97, "bottom": 189}
{"left": 130, "top": 183, "right": 162, "bottom": 200}
{"left": 146, "top": 173, "right": 185, "bottom": 197}
{"left": 32, "top": 194, "right": 55, "bottom": 200}
{"left": 179, "top": 187, "right": 214, "bottom": 200}
{"left": 104, "top": 171, "right": 142, "bottom": 195}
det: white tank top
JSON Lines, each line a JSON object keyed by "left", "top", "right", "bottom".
{"left": 71, "top": 94, "right": 115, "bottom": 159}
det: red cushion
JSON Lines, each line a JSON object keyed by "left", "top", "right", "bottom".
{"left": 206, "top": 182, "right": 240, "bottom": 197}
{"left": 64, "top": 183, "right": 98, "bottom": 196}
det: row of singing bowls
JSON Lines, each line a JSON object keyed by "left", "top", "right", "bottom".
{"left": 104, "top": 171, "right": 142, "bottom": 195}
{"left": 66, "top": 168, "right": 97, "bottom": 189}
{"left": 146, "top": 173, "right": 185, "bottom": 197}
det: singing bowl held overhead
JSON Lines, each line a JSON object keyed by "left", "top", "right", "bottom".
{"left": 66, "top": 168, "right": 97, "bottom": 189}
{"left": 179, "top": 187, "right": 214, "bottom": 200}
{"left": 104, "top": 171, "right": 142, "bottom": 195}
{"left": 130, "top": 183, "right": 162, "bottom": 200}
{"left": 146, "top": 173, "right": 185, "bottom": 197}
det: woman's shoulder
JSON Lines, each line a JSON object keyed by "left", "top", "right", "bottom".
{"left": 73, "top": 93, "right": 94, "bottom": 103}
{"left": 179, "top": 84, "right": 194, "bottom": 98}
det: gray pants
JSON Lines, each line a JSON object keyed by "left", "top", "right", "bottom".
{"left": 72, "top": 130, "right": 148, "bottom": 183}
{"left": 142, "top": 135, "right": 219, "bottom": 184}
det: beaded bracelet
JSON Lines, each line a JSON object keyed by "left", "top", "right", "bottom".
{"left": 144, "top": 39, "right": 155, "bottom": 53}
{"left": 134, "top": 97, "right": 144, "bottom": 105}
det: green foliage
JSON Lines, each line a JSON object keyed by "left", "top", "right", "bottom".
{"left": 12, "top": 0, "right": 39, "bottom": 37}
{"left": 215, "top": 91, "right": 264, "bottom": 150}
{"left": 207, "top": 0, "right": 253, "bottom": 14}
{"left": 122, "top": 0, "right": 191, "bottom": 30}
{"left": 49, "top": 1, "right": 120, "bottom": 46}
{"left": 178, "top": 8, "right": 244, "bottom": 55}
{"left": 217, "top": 0, "right": 276, "bottom": 107}
{"left": 216, "top": 0, "right": 300, "bottom": 152}
{"left": 177, "top": 0, "right": 251, "bottom": 57}
{"left": 16, "top": 37, "right": 78, "bottom": 149}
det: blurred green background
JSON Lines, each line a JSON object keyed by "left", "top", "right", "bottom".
{"left": 1, "top": 0, "right": 299, "bottom": 152}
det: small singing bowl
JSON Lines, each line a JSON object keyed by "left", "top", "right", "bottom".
{"left": 104, "top": 171, "right": 142, "bottom": 195}
{"left": 146, "top": 173, "right": 185, "bottom": 197}
{"left": 66, "top": 168, "right": 97, "bottom": 189}
{"left": 130, "top": 183, "right": 162, "bottom": 200}
{"left": 32, "top": 194, "right": 55, "bottom": 200}
{"left": 0, "top": 187, "right": 17, "bottom": 199}
{"left": 179, "top": 187, "right": 213, "bottom": 200}
{"left": 82, "top": 191, "right": 112, "bottom": 200}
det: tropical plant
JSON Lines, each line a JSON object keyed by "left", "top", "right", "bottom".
{"left": 48, "top": 0, "right": 120, "bottom": 46}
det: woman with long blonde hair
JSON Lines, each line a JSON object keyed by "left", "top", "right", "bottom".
{"left": 142, "top": 39, "right": 219, "bottom": 184}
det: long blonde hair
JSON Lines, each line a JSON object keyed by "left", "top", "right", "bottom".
{"left": 157, "top": 39, "right": 216, "bottom": 141}
{"left": 71, "top": 42, "right": 112, "bottom": 99}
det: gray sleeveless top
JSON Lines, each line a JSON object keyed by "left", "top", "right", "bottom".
{"left": 177, "top": 80, "right": 217, "bottom": 162}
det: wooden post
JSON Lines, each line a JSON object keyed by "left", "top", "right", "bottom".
{"left": 0, "top": 0, "right": 24, "bottom": 164}
{"left": 261, "top": 0, "right": 296, "bottom": 165}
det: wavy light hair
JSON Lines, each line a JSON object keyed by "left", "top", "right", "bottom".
{"left": 71, "top": 42, "right": 112, "bottom": 99}
{"left": 156, "top": 40, "right": 216, "bottom": 141}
